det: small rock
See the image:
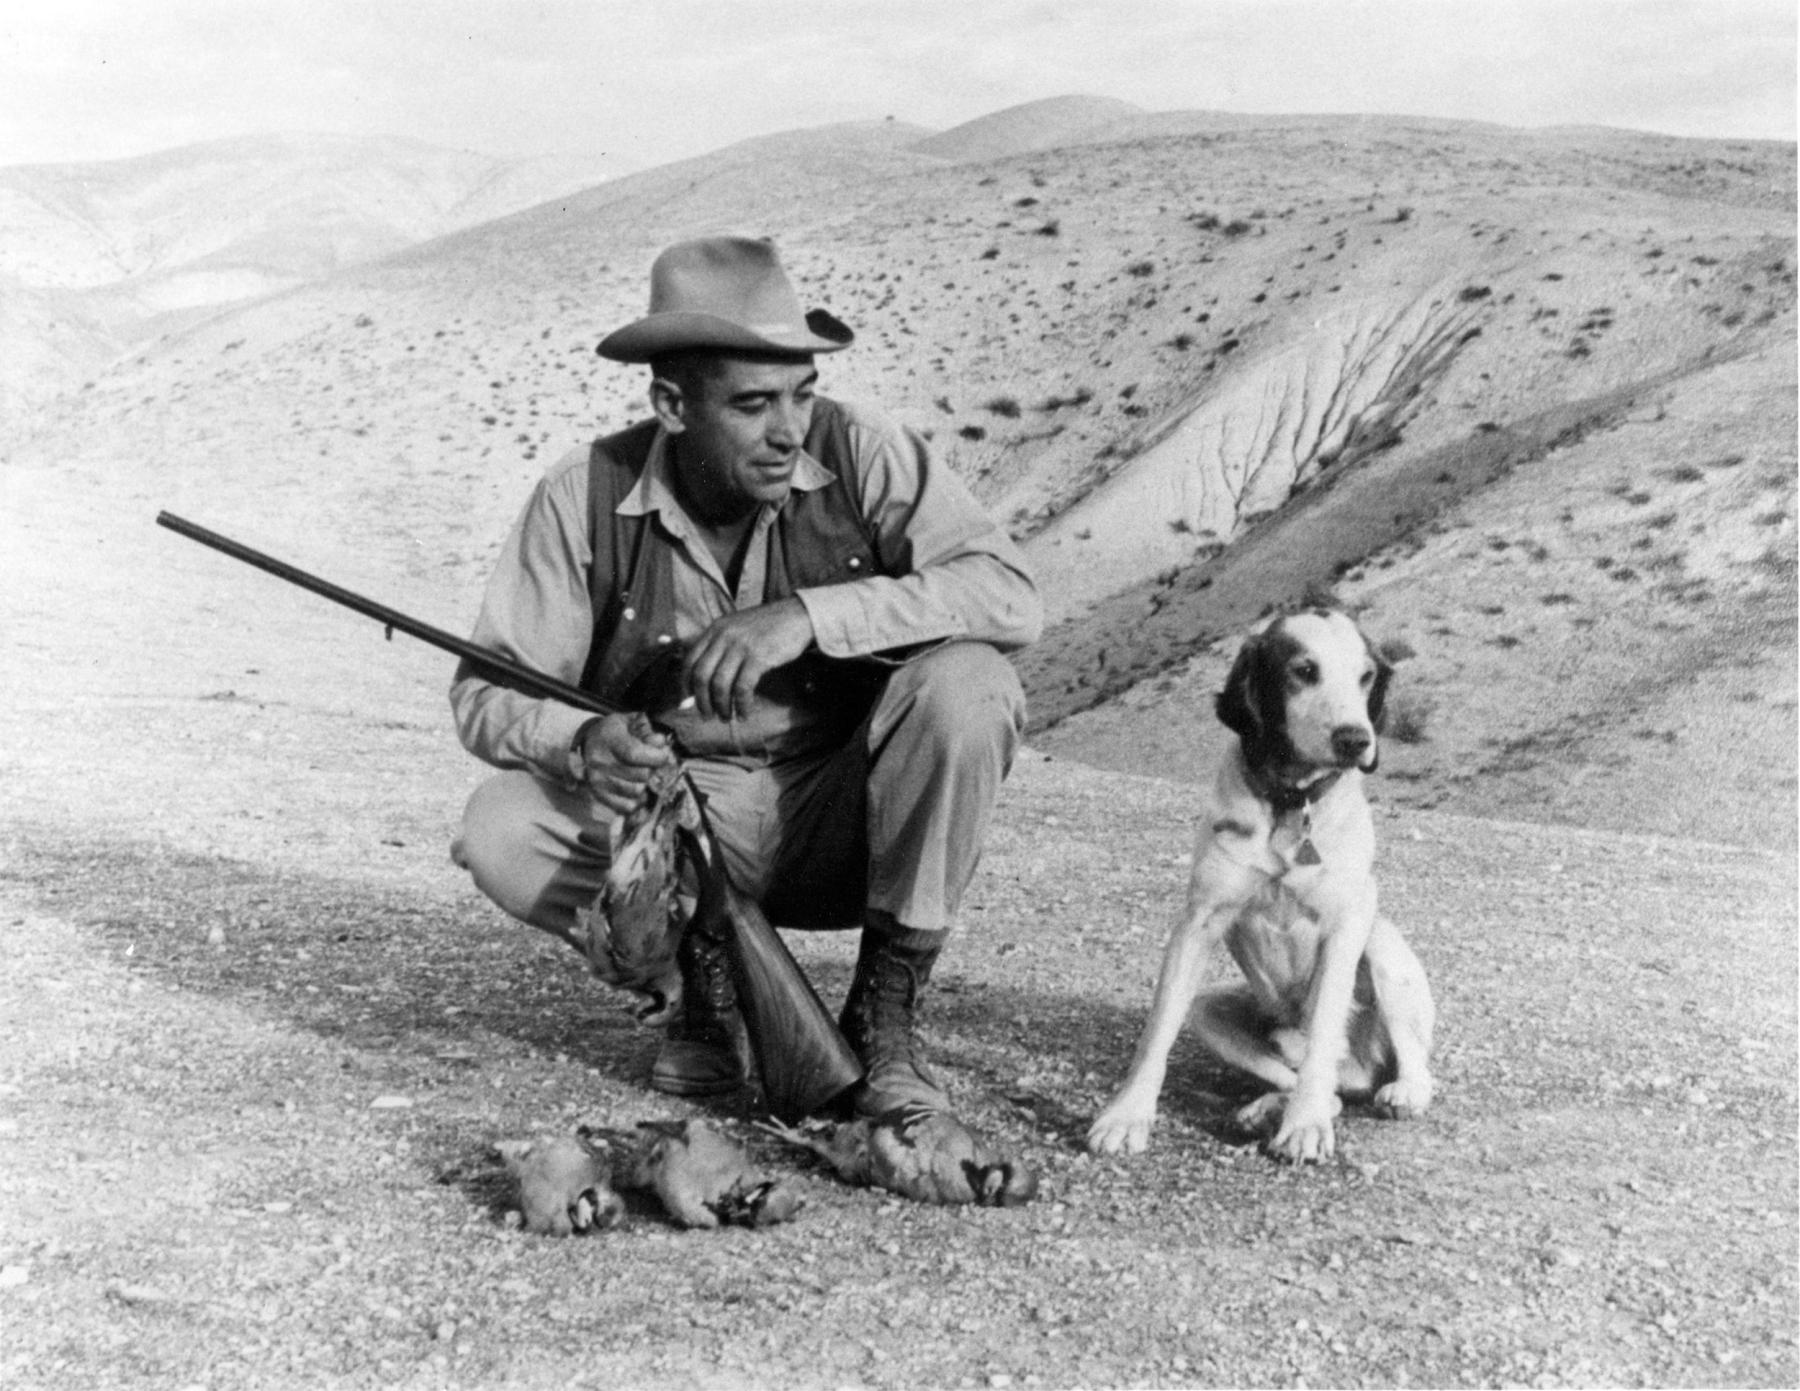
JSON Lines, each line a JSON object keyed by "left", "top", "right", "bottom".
{"left": 369, "top": 1095, "right": 412, "bottom": 1110}
{"left": 0, "top": 1265, "right": 28, "bottom": 1289}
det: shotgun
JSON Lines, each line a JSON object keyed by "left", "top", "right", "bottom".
{"left": 155, "top": 510, "right": 863, "bottom": 1122}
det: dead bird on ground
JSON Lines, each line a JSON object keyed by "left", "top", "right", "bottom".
{"left": 761, "top": 1105, "right": 1038, "bottom": 1207}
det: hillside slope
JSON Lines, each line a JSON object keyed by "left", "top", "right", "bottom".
{"left": 0, "top": 133, "right": 634, "bottom": 422}
{"left": 4, "top": 103, "right": 1792, "bottom": 845}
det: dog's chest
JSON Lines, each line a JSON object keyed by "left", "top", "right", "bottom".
{"left": 1229, "top": 880, "right": 1326, "bottom": 1008}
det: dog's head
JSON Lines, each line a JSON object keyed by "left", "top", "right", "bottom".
{"left": 1216, "top": 609, "right": 1392, "bottom": 775}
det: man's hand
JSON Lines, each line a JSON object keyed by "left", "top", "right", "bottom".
{"left": 681, "top": 597, "right": 816, "bottom": 722}
{"left": 574, "top": 713, "right": 676, "bottom": 815}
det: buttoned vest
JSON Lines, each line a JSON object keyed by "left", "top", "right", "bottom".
{"left": 578, "top": 396, "right": 888, "bottom": 710}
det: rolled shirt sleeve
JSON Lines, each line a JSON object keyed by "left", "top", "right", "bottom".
{"left": 794, "top": 402, "right": 1043, "bottom": 659}
{"left": 449, "top": 448, "right": 600, "bottom": 782}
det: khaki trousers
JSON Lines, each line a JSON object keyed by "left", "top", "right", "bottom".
{"left": 453, "top": 643, "right": 1025, "bottom": 938}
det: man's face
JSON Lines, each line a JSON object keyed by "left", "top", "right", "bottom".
{"left": 657, "top": 354, "right": 818, "bottom": 521}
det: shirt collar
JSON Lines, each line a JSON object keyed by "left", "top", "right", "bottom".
{"left": 617, "top": 427, "right": 836, "bottom": 520}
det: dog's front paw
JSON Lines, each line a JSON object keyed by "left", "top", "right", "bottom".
{"left": 1373, "top": 1075, "right": 1433, "bottom": 1120}
{"left": 1086, "top": 1097, "right": 1156, "bottom": 1155}
{"left": 1267, "top": 1095, "right": 1342, "bottom": 1164}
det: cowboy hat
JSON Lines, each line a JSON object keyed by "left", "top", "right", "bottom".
{"left": 597, "top": 236, "right": 854, "bottom": 362}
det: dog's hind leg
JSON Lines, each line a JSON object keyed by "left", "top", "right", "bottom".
{"left": 1195, "top": 987, "right": 1300, "bottom": 1093}
{"left": 1363, "top": 918, "right": 1435, "bottom": 1119}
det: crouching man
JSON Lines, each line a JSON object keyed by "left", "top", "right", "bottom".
{"left": 449, "top": 236, "right": 1042, "bottom": 1119}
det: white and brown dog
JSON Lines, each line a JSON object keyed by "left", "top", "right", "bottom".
{"left": 1087, "top": 609, "right": 1435, "bottom": 1163}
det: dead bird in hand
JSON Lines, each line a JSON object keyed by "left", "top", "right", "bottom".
{"left": 569, "top": 743, "right": 697, "bottom": 1023}
{"left": 761, "top": 1105, "right": 1039, "bottom": 1207}
{"left": 495, "top": 1135, "right": 626, "bottom": 1237}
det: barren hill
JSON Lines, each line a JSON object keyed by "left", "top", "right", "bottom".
{"left": 0, "top": 133, "right": 634, "bottom": 422}
{"left": 912, "top": 94, "right": 1146, "bottom": 161}
{"left": 4, "top": 101, "right": 1793, "bottom": 847}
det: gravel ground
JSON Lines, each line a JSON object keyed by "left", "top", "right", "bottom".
{"left": 2, "top": 748, "right": 1794, "bottom": 1390}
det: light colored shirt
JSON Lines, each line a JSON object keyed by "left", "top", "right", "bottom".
{"left": 450, "top": 396, "right": 1042, "bottom": 778}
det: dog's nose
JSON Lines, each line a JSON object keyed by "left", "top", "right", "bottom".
{"left": 1331, "top": 725, "right": 1372, "bottom": 765}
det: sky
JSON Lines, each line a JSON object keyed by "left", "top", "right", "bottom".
{"left": 0, "top": 0, "right": 1792, "bottom": 170}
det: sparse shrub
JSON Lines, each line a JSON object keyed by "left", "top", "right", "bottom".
{"left": 1391, "top": 207, "right": 1414, "bottom": 223}
{"left": 1034, "top": 220, "right": 1061, "bottom": 237}
{"left": 1378, "top": 637, "right": 1416, "bottom": 664}
{"left": 1658, "top": 463, "right": 1706, "bottom": 483}
{"left": 1189, "top": 212, "right": 1220, "bottom": 231}
{"left": 1387, "top": 696, "right": 1432, "bottom": 744}
{"left": 979, "top": 247, "right": 999, "bottom": 260}
{"left": 1169, "top": 334, "right": 1195, "bottom": 351}
{"left": 1458, "top": 285, "right": 1492, "bottom": 303}
{"left": 1540, "top": 592, "right": 1577, "bottom": 606}
{"left": 1222, "top": 219, "right": 1253, "bottom": 237}
{"left": 958, "top": 424, "right": 986, "bottom": 441}
{"left": 982, "top": 396, "right": 1021, "bottom": 418}
{"left": 1126, "top": 260, "right": 1156, "bottom": 277}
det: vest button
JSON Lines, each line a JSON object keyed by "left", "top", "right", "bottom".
{"left": 847, "top": 557, "right": 862, "bottom": 570}
{"left": 622, "top": 607, "right": 636, "bottom": 621}
{"left": 656, "top": 633, "right": 674, "bottom": 645}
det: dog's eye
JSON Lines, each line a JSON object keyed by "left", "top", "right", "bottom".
{"left": 1360, "top": 668, "right": 1375, "bottom": 688}
{"left": 1292, "top": 659, "right": 1320, "bottom": 684}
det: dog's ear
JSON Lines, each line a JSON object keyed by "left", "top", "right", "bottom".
{"left": 1215, "top": 638, "right": 1264, "bottom": 742}
{"left": 1217, "top": 624, "right": 1295, "bottom": 763}
{"left": 1367, "top": 649, "right": 1394, "bottom": 734}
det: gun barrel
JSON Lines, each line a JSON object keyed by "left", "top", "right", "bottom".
{"left": 155, "top": 510, "right": 614, "bottom": 717}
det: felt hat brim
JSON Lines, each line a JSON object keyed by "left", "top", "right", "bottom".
{"left": 597, "top": 307, "right": 853, "bottom": 363}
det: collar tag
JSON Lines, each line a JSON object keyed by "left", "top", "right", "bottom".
{"left": 1293, "top": 804, "right": 1322, "bottom": 866}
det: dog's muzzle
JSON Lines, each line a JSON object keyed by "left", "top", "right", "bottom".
{"left": 1330, "top": 725, "right": 1373, "bottom": 768}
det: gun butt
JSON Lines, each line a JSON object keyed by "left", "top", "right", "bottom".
{"left": 719, "top": 884, "right": 864, "bottom": 1123}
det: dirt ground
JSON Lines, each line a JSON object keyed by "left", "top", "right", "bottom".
{"left": 1, "top": 452, "right": 1796, "bottom": 1389}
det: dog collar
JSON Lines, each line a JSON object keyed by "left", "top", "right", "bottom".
{"left": 1246, "top": 766, "right": 1343, "bottom": 815}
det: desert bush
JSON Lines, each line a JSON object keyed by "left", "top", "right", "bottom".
{"left": 982, "top": 396, "right": 1021, "bottom": 418}
{"left": 1386, "top": 696, "right": 1432, "bottom": 744}
{"left": 958, "top": 425, "right": 986, "bottom": 441}
{"left": 1034, "top": 220, "right": 1061, "bottom": 237}
{"left": 1222, "top": 219, "right": 1253, "bottom": 237}
{"left": 1378, "top": 638, "right": 1417, "bottom": 663}
{"left": 1126, "top": 260, "right": 1156, "bottom": 277}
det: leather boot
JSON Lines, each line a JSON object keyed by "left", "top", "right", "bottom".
{"left": 838, "top": 922, "right": 951, "bottom": 1116}
{"left": 650, "top": 924, "right": 752, "bottom": 1098}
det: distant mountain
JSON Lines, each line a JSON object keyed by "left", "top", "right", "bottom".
{"left": 912, "top": 94, "right": 1145, "bottom": 161}
{"left": 0, "top": 132, "right": 635, "bottom": 290}
{"left": 0, "top": 132, "right": 634, "bottom": 420}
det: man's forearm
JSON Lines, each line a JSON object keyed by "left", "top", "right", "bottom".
{"left": 450, "top": 661, "right": 597, "bottom": 782}
{"left": 797, "top": 553, "right": 1044, "bottom": 660}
